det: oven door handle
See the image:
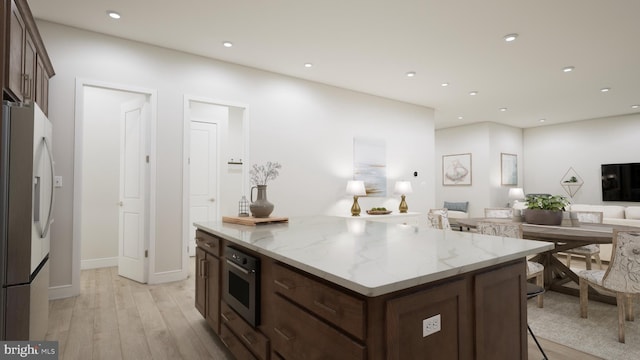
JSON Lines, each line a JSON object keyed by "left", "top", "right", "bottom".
{"left": 226, "top": 259, "right": 253, "bottom": 275}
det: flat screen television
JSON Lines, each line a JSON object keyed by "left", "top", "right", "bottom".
{"left": 601, "top": 163, "right": 640, "bottom": 202}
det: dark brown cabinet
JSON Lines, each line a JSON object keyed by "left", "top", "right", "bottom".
{"left": 3, "top": 0, "right": 54, "bottom": 114}
{"left": 195, "top": 230, "right": 221, "bottom": 334}
{"left": 195, "top": 228, "right": 529, "bottom": 360}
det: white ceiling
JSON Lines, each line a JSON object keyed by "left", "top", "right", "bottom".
{"left": 27, "top": 0, "right": 640, "bottom": 129}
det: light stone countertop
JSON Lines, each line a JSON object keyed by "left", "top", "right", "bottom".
{"left": 195, "top": 216, "right": 553, "bottom": 297}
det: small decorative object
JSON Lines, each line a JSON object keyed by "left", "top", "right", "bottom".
{"left": 560, "top": 167, "right": 583, "bottom": 197}
{"left": 249, "top": 161, "right": 282, "bottom": 218}
{"left": 346, "top": 180, "right": 366, "bottom": 216}
{"left": 523, "top": 194, "right": 569, "bottom": 226}
{"left": 238, "top": 195, "right": 250, "bottom": 217}
{"left": 443, "top": 153, "right": 472, "bottom": 186}
{"left": 394, "top": 180, "right": 413, "bottom": 213}
{"left": 367, "top": 207, "right": 391, "bottom": 215}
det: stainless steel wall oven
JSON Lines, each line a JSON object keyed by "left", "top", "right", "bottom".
{"left": 223, "top": 246, "right": 260, "bottom": 327}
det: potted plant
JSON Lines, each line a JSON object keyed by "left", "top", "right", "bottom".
{"left": 523, "top": 194, "right": 569, "bottom": 226}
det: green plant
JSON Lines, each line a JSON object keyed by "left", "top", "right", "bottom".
{"left": 525, "top": 194, "right": 569, "bottom": 211}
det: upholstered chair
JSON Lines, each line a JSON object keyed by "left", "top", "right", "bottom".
{"left": 484, "top": 207, "right": 514, "bottom": 219}
{"left": 578, "top": 230, "right": 640, "bottom": 343}
{"left": 477, "top": 221, "right": 544, "bottom": 307}
{"left": 564, "top": 211, "right": 603, "bottom": 270}
{"left": 427, "top": 208, "right": 451, "bottom": 230}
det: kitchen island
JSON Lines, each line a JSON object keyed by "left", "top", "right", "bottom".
{"left": 194, "top": 216, "right": 553, "bottom": 360}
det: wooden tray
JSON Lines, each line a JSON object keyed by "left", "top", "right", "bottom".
{"left": 222, "top": 216, "right": 289, "bottom": 226}
{"left": 366, "top": 210, "right": 392, "bottom": 215}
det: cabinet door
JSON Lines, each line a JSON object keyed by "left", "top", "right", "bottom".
{"left": 474, "top": 261, "right": 527, "bottom": 360}
{"left": 35, "top": 56, "right": 49, "bottom": 115}
{"left": 23, "top": 32, "right": 36, "bottom": 101}
{"left": 386, "top": 278, "right": 471, "bottom": 360}
{"left": 206, "top": 253, "right": 221, "bottom": 334}
{"left": 7, "top": 0, "right": 26, "bottom": 101}
{"left": 195, "top": 247, "right": 206, "bottom": 317}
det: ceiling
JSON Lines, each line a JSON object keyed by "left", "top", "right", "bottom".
{"left": 27, "top": 0, "right": 640, "bottom": 129}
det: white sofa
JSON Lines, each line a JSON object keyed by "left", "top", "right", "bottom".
{"left": 563, "top": 204, "right": 640, "bottom": 261}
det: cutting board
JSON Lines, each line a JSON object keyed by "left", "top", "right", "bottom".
{"left": 222, "top": 216, "right": 289, "bottom": 226}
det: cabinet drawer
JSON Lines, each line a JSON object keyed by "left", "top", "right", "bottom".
{"left": 221, "top": 324, "right": 258, "bottom": 360}
{"left": 272, "top": 295, "right": 365, "bottom": 360}
{"left": 196, "top": 230, "right": 221, "bottom": 256}
{"left": 221, "top": 301, "right": 269, "bottom": 360}
{"left": 273, "top": 263, "right": 365, "bottom": 340}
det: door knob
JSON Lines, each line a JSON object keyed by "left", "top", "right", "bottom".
{"left": 210, "top": 198, "right": 215, "bottom": 202}
{"left": 118, "top": 201, "right": 124, "bottom": 207}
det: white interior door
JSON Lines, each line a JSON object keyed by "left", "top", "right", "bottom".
{"left": 118, "top": 100, "right": 148, "bottom": 282}
{"left": 189, "top": 121, "right": 218, "bottom": 256}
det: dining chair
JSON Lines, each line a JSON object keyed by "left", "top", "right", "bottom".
{"left": 578, "top": 230, "right": 640, "bottom": 343}
{"left": 477, "top": 221, "right": 544, "bottom": 307}
{"left": 564, "top": 211, "right": 603, "bottom": 270}
{"left": 427, "top": 208, "right": 451, "bottom": 230}
{"left": 484, "top": 207, "right": 513, "bottom": 219}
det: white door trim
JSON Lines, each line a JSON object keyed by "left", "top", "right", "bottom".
{"left": 71, "top": 78, "right": 158, "bottom": 297}
{"left": 182, "top": 95, "right": 250, "bottom": 279}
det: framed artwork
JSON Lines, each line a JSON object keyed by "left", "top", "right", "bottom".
{"left": 501, "top": 153, "right": 518, "bottom": 186}
{"left": 442, "top": 153, "right": 472, "bottom": 186}
{"left": 353, "top": 137, "right": 387, "bottom": 196}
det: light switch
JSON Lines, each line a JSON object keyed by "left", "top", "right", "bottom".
{"left": 54, "top": 176, "right": 63, "bottom": 188}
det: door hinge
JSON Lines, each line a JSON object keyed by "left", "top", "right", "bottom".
{"left": 145, "top": 249, "right": 148, "bottom": 258}
{"left": 146, "top": 155, "right": 150, "bottom": 163}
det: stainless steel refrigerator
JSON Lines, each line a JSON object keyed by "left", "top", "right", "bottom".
{"left": 1, "top": 101, "right": 53, "bottom": 340}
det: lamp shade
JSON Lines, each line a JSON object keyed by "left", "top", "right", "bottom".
{"left": 508, "top": 187, "right": 525, "bottom": 200}
{"left": 346, "top": 180, "right": 366, "bottom": 196}
{"left": 394, "top": 181, "right": 413, "bottom": 195}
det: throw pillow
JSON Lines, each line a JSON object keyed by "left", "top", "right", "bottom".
{"left": 444, "top": 201, "right": 468, "bottom": 213}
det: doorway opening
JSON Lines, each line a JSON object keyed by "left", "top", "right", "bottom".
{"left": 182, "top": 96, "right": 249, "bottom": 260}
{"left": 73, "top": 80, "right": 157, "bottom": 291}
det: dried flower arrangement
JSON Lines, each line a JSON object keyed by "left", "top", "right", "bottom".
{"left": 250, "top": 161, "right": 282, "bottom": 185}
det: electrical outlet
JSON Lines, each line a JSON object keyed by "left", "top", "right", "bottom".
{"left": 422, "top": 314, "right": 441, "bottom": 337}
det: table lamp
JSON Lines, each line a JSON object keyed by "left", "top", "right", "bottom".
{"left": 508, "top": 187, "right": 525, "bottom": 207}
{"left": 394, "top": 180, "right": 413, "bottom": 213}
{"left": 346, "top": 180, "right": 366, "bottom": 216}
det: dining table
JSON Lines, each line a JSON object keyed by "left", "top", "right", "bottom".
{"left": 454, "top": 217, "right": 640, "bottom": 305}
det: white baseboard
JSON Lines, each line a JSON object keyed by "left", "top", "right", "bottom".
{"left": 81, "top": 257, "right": 118, "bottom": 270}
{"left": 48, "top": 284, "right": 78, "bottom": 300}
{"left": 149, "top": 269, "right": 188, "bottom": 285}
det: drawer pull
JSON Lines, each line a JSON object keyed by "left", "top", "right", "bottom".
{"left": 274, "top": 279, "right": 295, "bottom": 290}
{"left": 203, "top": 242, "right": 213, "bottom": 248}
{"left": 221, "top": 311, "right": 235, "bottom": 322}
{"left": 274, "top": 326, "right": 296, "bottom": 341}
{"left": 313, "top": 299, "right": 338, "bottom": 315}
{"left": 220, "top": 336, "right": 230, "bottom": 347}
{"left": 241, "top": 333, "right": 256, "bottom": 345}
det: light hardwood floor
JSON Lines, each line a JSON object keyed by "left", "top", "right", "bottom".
{"left": 46, "top": 258, "right": 602, "bottom": 359}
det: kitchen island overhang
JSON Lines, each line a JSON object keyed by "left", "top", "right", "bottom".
{"left": 195, "top": 216, "right": 554, "bottom": 297}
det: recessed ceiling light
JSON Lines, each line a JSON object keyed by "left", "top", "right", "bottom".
{"left": 499, "top": 108, "right": 507, "bottom": 112}
{"left": 600, "top": 87, "right": 611, "bottom": 93}
{"left": 632, "top": 105, "right": 640, "bottom": 109}
{"left": 107, "top": 11, "right": 121, "bottom": 19}
{"left": 406, "top": 71, "right": 416, "bottom": 77}
{"left": 563, "top": 66, "right": 575, "bottom": 73}
{"left": 458, "top": 116, "right": 464, "bottom": 120}
{"left": 223, "top": 41, "right": 233, "bottom": 48}
{"left": 504, "top": 33, "right": 518, "bottom": 42}
{"left": 469, "top": 91, "right": 478, "bottom": 96}
{"left": 304, "top": 63, "right": 313, "bottom": 68}
{"left": 441, "top": 82, "right": 449, "bottom": 87}
{"left": 539, "top": 119, "right": 546, "bottom": 123}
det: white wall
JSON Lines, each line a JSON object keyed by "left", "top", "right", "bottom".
{"left": 435, "top": 122, "right": 523, "bottom": 217}
{"left": 39, "top": 21, "right": 436, "bottom": 294}
{"left": 523, "top": 113, "right": 640, "bottom": 205}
